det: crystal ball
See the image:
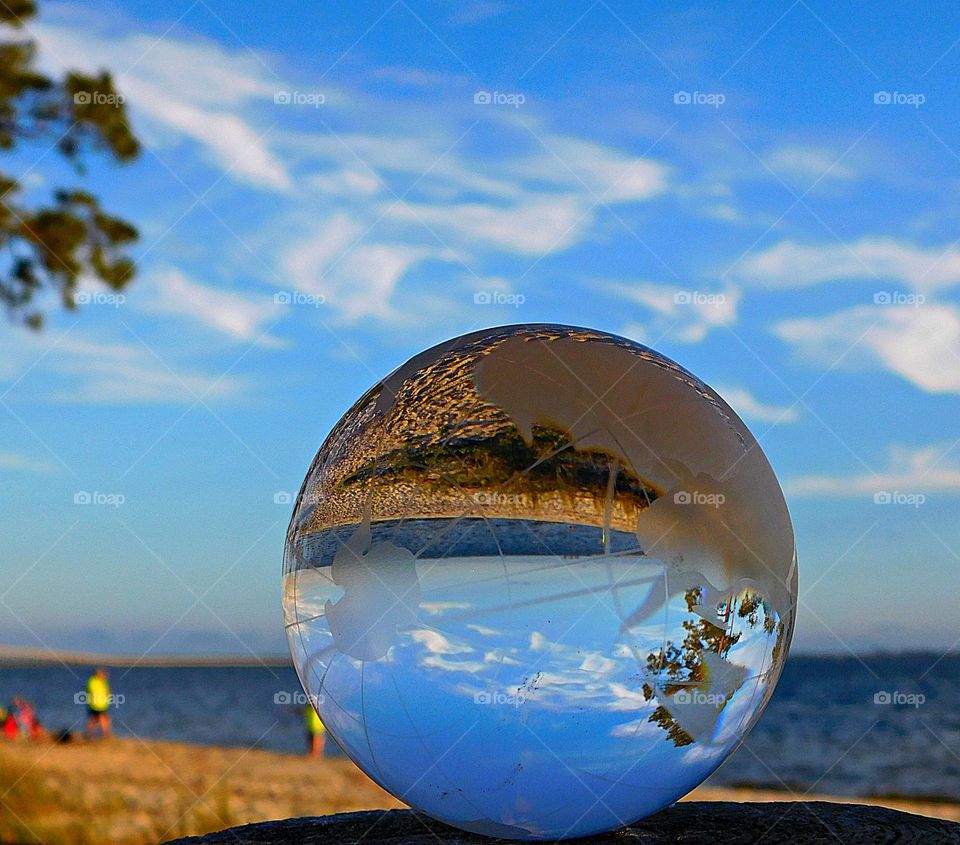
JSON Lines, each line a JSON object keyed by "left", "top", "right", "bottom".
{"left": 283, "top": 324, "right": 797, "bottom": 840}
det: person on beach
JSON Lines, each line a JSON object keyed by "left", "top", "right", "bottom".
{"left": 304, "top": 702, "right": 325, "bottom": 757}
{"left": 12, "top": 697, "right": 46, "bottom": 740}
{"left": 85, "top": 668, "right": 112, "bottom": 739}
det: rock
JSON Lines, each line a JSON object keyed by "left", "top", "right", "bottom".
{"left": 164, "top": 803, "right": 960, "bottom": 844}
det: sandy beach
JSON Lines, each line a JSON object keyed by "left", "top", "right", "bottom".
{"left": 1, "top": 737, "right": 957, "bottom": 845}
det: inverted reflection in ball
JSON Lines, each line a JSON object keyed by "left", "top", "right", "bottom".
{"left": 283, "top": 324, "right": 797, "bottom": 840}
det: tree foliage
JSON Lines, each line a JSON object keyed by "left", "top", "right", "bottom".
{"left": 640, "top": 588, "right": 781, "bottom": 747}
{"left": 0, "top": 0, "right": 140, "bottom": 329}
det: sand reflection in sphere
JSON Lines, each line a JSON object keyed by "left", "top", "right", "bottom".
{"left": 282, "top": 324, "right": 797, "bottom": 840}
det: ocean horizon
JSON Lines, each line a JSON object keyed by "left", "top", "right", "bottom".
{"left": 1, "top": 645, "right": 956, "bottom": 666}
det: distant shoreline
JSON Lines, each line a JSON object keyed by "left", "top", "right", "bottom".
{"left": 0, "top": 645, "right": 292, "bottom": 668}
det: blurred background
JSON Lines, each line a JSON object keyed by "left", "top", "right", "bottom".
{"left": 1, "top": 1, "right": 958, "bottom": 842}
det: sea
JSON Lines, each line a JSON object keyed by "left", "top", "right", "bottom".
{"left": 1, "top": 654, "right": 957, "bottom": 802}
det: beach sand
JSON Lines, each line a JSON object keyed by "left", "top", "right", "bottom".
{"left": 1, "top": 737, "right": 957, "bottom": 844}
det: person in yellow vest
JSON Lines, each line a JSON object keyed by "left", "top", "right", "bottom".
{"left": 303, "top": 702, "right": 325, "bottom": 757}
{"left": 85, "top": 668, "right": 112, "bottom": 739}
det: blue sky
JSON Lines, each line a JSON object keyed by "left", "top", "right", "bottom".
{"left": 2, "top": 0, "right": 959, "bottom": 656}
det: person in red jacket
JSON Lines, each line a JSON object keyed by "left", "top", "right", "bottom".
{"left": 12, "top": 697, "right": 45, "bottom": 740}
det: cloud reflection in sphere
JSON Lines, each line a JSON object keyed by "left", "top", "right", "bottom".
{"left": 282, "top": 324, "right": 797, "bottom": 840}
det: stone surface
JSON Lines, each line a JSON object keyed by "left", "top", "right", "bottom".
{"left": 165, "top": 804, "right": 960, "bottom": 845}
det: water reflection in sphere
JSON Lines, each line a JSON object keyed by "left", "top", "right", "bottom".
{"left": 282, "top": 324, "right": 797, "bottom": 840}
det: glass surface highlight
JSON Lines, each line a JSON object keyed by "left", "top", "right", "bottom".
{"left": 283, "top": 324, "right": 798, "bottom": 840}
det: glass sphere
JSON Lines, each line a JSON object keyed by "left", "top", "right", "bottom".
{"left": 283, "top": 324, "right": 797, "bottom": 840}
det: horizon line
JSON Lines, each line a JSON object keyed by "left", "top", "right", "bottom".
{"left": 1, "top": 643, "right": 956, "bottom": 669}
{"left": 0, "top": 644, "right": 292, "bottom": 668}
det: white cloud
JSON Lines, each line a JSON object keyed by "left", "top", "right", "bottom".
{"left": 774, "top": 303, "right": 960, "bottom": 394}
{"left": 138, "top": 268, "right": 284, "bottom": 347}
{"left": 610, "top": 716, "right": 661, "bottom": 738}
{"left": 607, "top": 682, "right": 650, "bottom": 711}
{"left": 785, "top": 443, "right": 960, "bottom": 497}
{"left": 467, "top": 624, "right": 500, "bottom": 636}
{"left": 34, "top": 19, "right": 290, "bottom": 190}
{"left": 713, "top": 385, "right": 799, "bottom": 424}
{"left": 422, "top": 655, "right": 489, "bottom": 673}
{"left": 34, "top": 10, "right": 674, "bottom": 210}
{"left": 50, "top": 337, "right": 245, "bottom": 404}
{"left": 35, "top": 9, "right": 678, "bottom": 331}
{"left": 420, "top": 601, "right": 471, "bottom": 614}
{"left": 765, "top": 145, "right": 857, "bottom": 182}
{"left": 0, "top": 333, "right": 246, "bottom": 406}
{"left": 308, "top": 169, "right": 382, "bottom": 198}
{"left": 0, "top": 452, "right": 57, "bottom": 474}
{"left": 339, "top": 243, "right": 437, "bottom": 318}
{"left": 280, "top": 215, "right": 443, "bottom": 322}
{"left": 579, "top": 652, "right": 618, "bottom": 674}
{"left": 122, "top": 78, "right": 290, "bottom": 190}
{"left": 281, "top": 214, "right": 364, "bottom": 294}
{"left": 702, "top": 203, "right": 744, "bottom": 224}
{"left": 383, "top": 196, "right": 587, "bottom": 255}
{"left": 290, "top": 132, "right": 522, "bottom": 201}
{"left": 286, "top": 131, "right": 671, "bottom": 266}
{"left": 739, "top": 238, "right": 960, "bottom": 293}
{"left": 483, "top": 650, "right": 520, "bottom": 665}
{"left": 612, "top": 280, "right": 740, "bottom": 344}
{"left": 410, "top": 629, "right": 473, "bottom": 654}
{"left": 512, "top": 136, "right": 670, "bottom": 204}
